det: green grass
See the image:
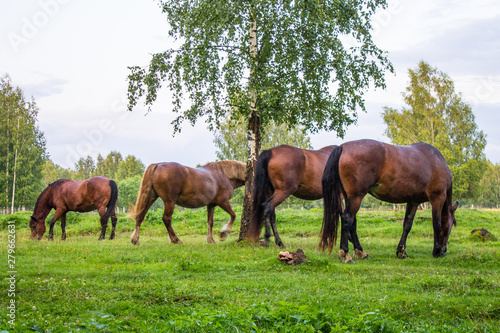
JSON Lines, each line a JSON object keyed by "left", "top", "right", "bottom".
{"left": 1, "top": 207, "right": 499, "bottom": 332}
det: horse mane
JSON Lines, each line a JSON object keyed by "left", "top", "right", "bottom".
{"left": 203, "top": 160, "right": 246, "bottom": 181}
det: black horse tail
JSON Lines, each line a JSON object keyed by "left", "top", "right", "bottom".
{"left": 102, "top": 180, "right": 118, "bottom": 222}
{"left": 248, "top": 149, "right": 273, "bottom": 242}
{"left": 319, "top": 145, "right": 343, "bottom": 254}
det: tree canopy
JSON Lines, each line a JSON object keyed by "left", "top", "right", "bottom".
{"left": 128, "top": 0, "right": 392, "bottom": 136}
{"left": 382, "top": 61, "right": 487, "bottom": 199}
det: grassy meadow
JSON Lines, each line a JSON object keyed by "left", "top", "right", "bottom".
{"left": 0, "top": 207, "right": 499, "bottom": 332}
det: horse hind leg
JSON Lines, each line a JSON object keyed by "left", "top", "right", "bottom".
{"left": 98, "top": 206, "right": 109, "bottom": 241}
{"left": 131, "top": 197, "right": 157, "bottom": 245}
{"left": 264, "top": 190, "right": 291, "bottom": 248}
{"left": 338, "top": 197, "right": 362, "bottom": 263}
{"left": 269, "top": 209, "right": 285, "bottom": 248}
{"left": 163, "top": 202, "right": 183, "bottom": 244}
{"left": 260, "top": 209, "right": 273, "bottom": 247}
{"left": 351, "top": 216, "right": 369, "bottom": 260}
{"left": 218, "top": 201, "right": 236, "bottom": 241}
{"left": 109, "top": 211, "right": 117, "bottom": 240}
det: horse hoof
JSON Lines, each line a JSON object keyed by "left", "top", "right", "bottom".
{"left": 397, "top": 252, "right": 408, "bottom": 259}
{"left": 219, "top": 231, "right": 228, "bottom": 241}
{"left": 433, "top": 252, "right": 446, "bottom": 258}
{"left": 354, "top": 249, "right": 369, "bottom": 259}
{"left": 259, "top": 239, "right": 269, "bottom": 247}
{"left": 345, "top": 259, "right": 355, "bottom": 264}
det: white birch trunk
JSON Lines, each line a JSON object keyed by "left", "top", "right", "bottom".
{"left": 238, "top": 10, "right": 261, "bottom": 240}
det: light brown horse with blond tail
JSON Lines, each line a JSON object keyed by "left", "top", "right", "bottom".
{"left": 130, "top": 160, "right": 246, "bottom": 245}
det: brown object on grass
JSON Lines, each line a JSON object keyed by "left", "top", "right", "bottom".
{"left": 278, "top": 248, "right": 307, "bottom": 265}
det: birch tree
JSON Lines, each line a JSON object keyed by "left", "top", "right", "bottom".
{"left": 127, "top": 0, "right": 393, "bottom": 238}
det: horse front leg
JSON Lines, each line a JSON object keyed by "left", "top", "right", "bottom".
{"left": 206, "top": 205, "right": 216, "bottom": 244}
{"left": 60, "top": 213, "right": 67, "bottom": 240}
{"left": 396, "top": 203, "right": 418, "bottom": 258}
{"left": 430, "top": 197, "right": 446, "bottom": 257}
{"left": 48, "top": 209, "right": 65, "bottom": 241}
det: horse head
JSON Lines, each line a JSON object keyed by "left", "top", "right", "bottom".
{"left": 29, "top": 215, "right": 46, "bottom": 240}
{"left": 435, "top": 201, "right": 458, "bottom": 257}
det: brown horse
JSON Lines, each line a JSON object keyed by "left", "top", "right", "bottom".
{"left": 130, "top": 160, "right": 246, "bottom": 245}
{"left": 320, "top": 139, "right": 458, "bottom": 263}
{"left": 247, "top": 145, "right": 356, "bottom": 250}
{"left": 29, "top": 176, "right": 118, "bottom": 241}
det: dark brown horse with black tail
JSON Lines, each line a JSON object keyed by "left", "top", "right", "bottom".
{"left": 29, "top": 176, "right": 118, "bottom": 241}
{"left": 130, "top": 160, "right": 246, "bottom": 245}
{"left": 320, "top": 139, "right": 458, "bottom": 263}
{"left": 246, "top": 145, "right": 367, "bottom": 253}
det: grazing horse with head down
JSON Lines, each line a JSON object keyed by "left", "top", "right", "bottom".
{"left": 246, "top": 145, "right": 364, "bottom": 251}
{"left": 29, "top": 177, "right": 118, "bottom": 241}
{"left": 130, "top": 160, "right": 246, "bottom": 245}
{"left": 320, "top": 139, "right": 458, "bottom": 263}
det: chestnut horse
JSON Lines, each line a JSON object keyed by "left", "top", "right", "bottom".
{"left": 29, "top": 177, "right": 118, "bottom": 241}
{"left": 320, "top": 139, "right": 458, "bottom": 263}
{"left": 130, "top": 160, "right": 246, "bottom": 245}
{"left": 246, "top": 145, "right": 362, "bottom": 251}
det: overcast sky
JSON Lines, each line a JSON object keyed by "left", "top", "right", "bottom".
{"left": 1, "top": 0, "right": 500, "bottom": 169}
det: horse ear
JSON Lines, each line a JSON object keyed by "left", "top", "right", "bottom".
{"left": 452, "top": 201, "right": 459, "bottom": 212}
{"left": 30, "top": 215, "right": 38, "bottom": 222}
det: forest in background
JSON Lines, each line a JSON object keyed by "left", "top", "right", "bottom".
{"left": 2, "top": 60, "right": 500, "bottom": 214}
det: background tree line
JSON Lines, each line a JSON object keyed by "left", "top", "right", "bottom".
{"left": 0, "top": 75, "right": 47, "bottom": 213}
{"left": 2, "top": 59, "right": 500, "bottom": 214}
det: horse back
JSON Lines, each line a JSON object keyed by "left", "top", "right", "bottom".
{"left": 267, "top": 145, "right": 336, "bottom": 199}
{"left": 153, "top": 162, "right": 221, "bottom": 208}
{"left": 340, "top": 140, "right": 451, "bottom": 203}
{"left": 85, "top": 176, "right": 114, "bottom": 207}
